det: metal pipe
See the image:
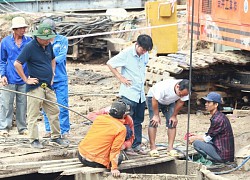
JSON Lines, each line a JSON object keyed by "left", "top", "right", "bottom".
{"left": 185, "top": 0, "right": 195, "bottom": 175}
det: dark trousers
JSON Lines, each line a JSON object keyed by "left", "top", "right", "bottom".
{"left": 121, "top": 96, "right": 145, "bottom": 149}
{"left": 77, "top": 151, "right": 123, "bottom": 168}
{"left": 193, "top": 140, "right": 223, "bottom": 163}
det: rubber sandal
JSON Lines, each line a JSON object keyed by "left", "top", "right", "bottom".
{"left": 149, "top": 149, "right": 160, "bottom": 157}
{"left": 125, "top": 148, "right": 138, "bottom": 156}
{"left": 167, "top": 150, "right": 179, "bottom": 157}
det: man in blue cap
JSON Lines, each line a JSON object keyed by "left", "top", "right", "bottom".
{"left": 189, "top": 92, "right": 235, "bottom": 163}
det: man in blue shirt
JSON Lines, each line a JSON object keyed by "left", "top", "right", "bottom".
{"left": 14, "top": 23, "right": 69, "bottom": 149}
{"left": 41, "top": 18, "right": 70, "bottom": 138}
{"left": 107, "top": 34, "right": 153, "bottom": 155}
{"left": 0, "top": 17, "right": 31, "bottom": 136}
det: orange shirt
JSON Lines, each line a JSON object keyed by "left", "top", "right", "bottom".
{"left": 78, "top": 114, "right": 126, "bottom": 170}
{"left": 87, "top": 107, "right": 134, "bottom": 149}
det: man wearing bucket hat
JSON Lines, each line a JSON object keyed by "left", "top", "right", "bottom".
{"left": 14, "top": 23, "right": 69, "bottom": 149}
{"left": 41, "top": 18, "right": 70, "bottom": 139}
{"left": 78, "top": 100, "right": 129, "bottom": 177}
{"left": 0, "top": 16, "right": 31, "bottom": 136}
{"left": 189, "top": 92, "right": 235, "bottom": 163}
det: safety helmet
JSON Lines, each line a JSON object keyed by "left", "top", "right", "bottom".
{"left": 42, "top": 18, "right": 56, "bottom": 31}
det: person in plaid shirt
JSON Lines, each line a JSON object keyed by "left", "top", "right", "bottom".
{"left": 189, "top": 92, "right": 235, "bottom": 163}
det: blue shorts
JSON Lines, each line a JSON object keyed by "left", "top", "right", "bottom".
{"left": 146, "top": 97, "right": 175, "bottom": 128}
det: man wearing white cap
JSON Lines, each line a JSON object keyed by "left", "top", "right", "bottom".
{"left": 0, "top": 16, "right": 31, "bottom": 136}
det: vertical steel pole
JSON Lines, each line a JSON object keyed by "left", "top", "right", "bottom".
{"left": 185, "top": 0, "right": 195, "bottom": 175}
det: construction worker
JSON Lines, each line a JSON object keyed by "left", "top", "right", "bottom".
{"left": 14, "top": 23, "right": 69, "bottom": 149}
{"left": 189, "top": 92, "right": 235, "bottom": 163}
{"left": 78, "top": 100, "right": 128, "bottom": 177}
{"left": 41, "top": 18, "right": 70, "bottom": 138}
{"left": 0, "top": 17, "right": 31, "bottom": 136}
{"left": 147, "top": 79, "right": 189, "bottom": 157}
{"left": 107, "top": 34, "right": 153, "bottom": 155}
{"left": 87, "top": 103, "right": 136, "bottom": 155}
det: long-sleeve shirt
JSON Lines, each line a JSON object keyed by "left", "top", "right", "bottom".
{"left": 206, "top": 111, "right": 235, "bottom": 162}
{"left": 78, "top": 114, "right": 126, "bottom": 170}
{"left": 52, "top": 34, "right": 68, "bottom": 82}
{"left": 87, "top": 107, "right": 134, "bottom": 149}
{"left": 0, "top": 35, "right": 31, "bottom": 84}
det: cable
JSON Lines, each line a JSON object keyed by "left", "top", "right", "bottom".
{"left": 212, "top": 155, "right": 250, "bottom": 175}
{"left": 0, "top": 87, "right": 92, "bottom": 123}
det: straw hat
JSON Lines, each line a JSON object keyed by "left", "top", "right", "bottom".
{"left": 33, "top": 23, "right": 56, "bottom": 40}
{"left": 11, "top": 17, "right": 28, "bottom": 29}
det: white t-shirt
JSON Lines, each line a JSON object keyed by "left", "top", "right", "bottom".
{"left": 147, "top": 79, "right": 189, "bottom": 105}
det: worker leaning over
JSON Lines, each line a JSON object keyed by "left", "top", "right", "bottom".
{"left": 14, "top": 23, "right": 69, "bottom": 149}
{"left": 78, "top": 100, "right": 129, "bottom": 177}
{"left": 189, "top": 92, "right": 235, "bottom": 163}
{"left": 86, "top": 102, "right": 135, "bottom": 155}
{"left": 147, "top": 79, "right": 189, "bottom": 157}
{"left": 106, "top": 34, "right": 153, "bottom": 155}
{"left": 0, "top": 17, "right": 31, "bottom": 136}
{"left": 41, "top": 18, "right": 70, "bottom": 139}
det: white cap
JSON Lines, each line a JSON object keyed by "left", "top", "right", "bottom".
{"left": 11, "top": 17, "right": 28, "bottom": 29}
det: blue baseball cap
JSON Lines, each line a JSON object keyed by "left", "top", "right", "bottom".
{"left": 202, "top": 92, "right": 222, "bottom": 104}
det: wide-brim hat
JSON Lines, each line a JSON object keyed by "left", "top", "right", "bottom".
{"left": 33, "top": 23, "right": 56, "bottom": 40}
{"left": 11, "top": 17, "right": 28, "bottom": 29}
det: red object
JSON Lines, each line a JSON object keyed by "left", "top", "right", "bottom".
{"left": 184, "top": 133, "right": 195, "bottom": 140}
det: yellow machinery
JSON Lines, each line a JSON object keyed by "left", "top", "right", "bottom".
{"left": 145, "top": 1, "right": 178, "bottom": 54}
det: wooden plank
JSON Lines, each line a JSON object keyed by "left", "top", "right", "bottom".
{"left": 61, "top": 167, "right": 87, "bottom": 176}
{"left": 40, "top": 162, "right": 81, "bottom": 169}
{"left": 0, "top": 147, "right": 50, "bottom": 158}
{"left": 2, "top": 158, "right": 78, "bottom": 170}
{"left": 81, "top": 167, "right": 106, "bottom": 174}
{"left": 233, "top": 109, "right": 250, "bottom": 117}
{"left": 39, "top": 164, "right": 83, "bottom": 174}
{"left": 61, "top": 166, "right": 106, "bottom": 176}
{"left": 119, "top": 156, "right": 175, "bottom": 170}
{"left": 0, "top": 168, "right": 38, "bottom": 179}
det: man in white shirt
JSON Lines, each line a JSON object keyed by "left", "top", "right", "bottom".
{"left": 146, "top": 79, "right": 189, "bottom": 157}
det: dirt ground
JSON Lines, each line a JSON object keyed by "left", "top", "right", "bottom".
{"left": 65, "top": 61, "right": 250, "bottom": 179}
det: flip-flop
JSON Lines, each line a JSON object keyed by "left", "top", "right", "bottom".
{"left": 167, "top": 150, "right": 179, "bottom": 157}
{"left": 149, "top": 149, "right": 160, "bottom": 157}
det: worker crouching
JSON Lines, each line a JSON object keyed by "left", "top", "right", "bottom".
{"left": 78, "top": 100, "right": 129, "bottom": 177}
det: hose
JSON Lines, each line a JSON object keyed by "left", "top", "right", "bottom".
{"left": 212, "top": 155, "right": 250, "bottom": 175}
{"left": 0, "top": 87, "right": 92, "bottom": 123}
